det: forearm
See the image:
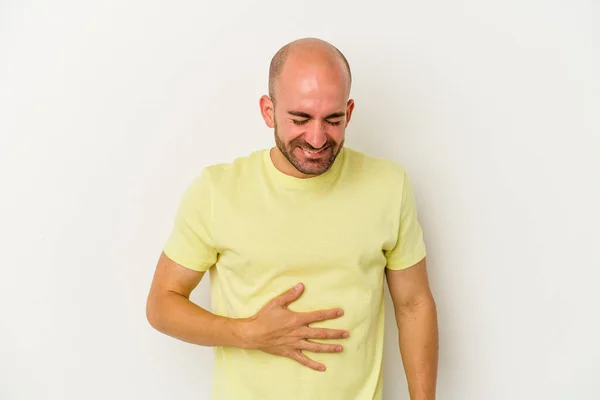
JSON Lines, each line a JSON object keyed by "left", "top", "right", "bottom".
{"left": 147, "top": 291, "right": 247, "bottom": 348}
{"left": 396, "top": 297, "right": 439, "bottom": 400}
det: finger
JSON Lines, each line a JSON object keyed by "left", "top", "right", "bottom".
{"left": 297, "top": 308, "right": 344, "bottom": 325}
{"left": 275, "top": 283, "right": 305, "bottom": 307}
{"left": 297, "top": 340, "right": 343, "bottom": 354}
{"left": 302, "top": 327, "right": 350, "bottom": 340}
{"left": 290, "top": 349, "right": 326, "bottom": 372}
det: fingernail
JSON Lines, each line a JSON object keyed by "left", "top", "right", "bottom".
{"left": 337, "top": 310, "right": 343, "bottom": 316}
{"left": 319, "top": 366, "right": 326, "bottom": 371}
{"left": 294, "top": 283, "right": 303, "bottom": 291}
{"left": 336, "top": 346, "right": 343, "bottom": 352}
{"left": 342, "top": 332, "right": 349, "bottom": 338}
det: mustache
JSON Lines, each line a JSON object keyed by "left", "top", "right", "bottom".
{"left": 290, "top": 138, "right": 336, "bottom": 151}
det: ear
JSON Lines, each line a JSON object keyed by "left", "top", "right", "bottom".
{"left": 345, "top": 99, "right": 355, "bottom": 127}
{"left": 259, "top": 95, "right": 275, "bottom": 128}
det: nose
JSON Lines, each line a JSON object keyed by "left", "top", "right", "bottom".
{"left": 304, "top": 122, "right": 327, "bottom": 149}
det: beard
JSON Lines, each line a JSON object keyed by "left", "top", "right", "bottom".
{"left": 274, "top": 125, "right": 344, "bottom": 176}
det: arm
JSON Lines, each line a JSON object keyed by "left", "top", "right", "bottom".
{"left": 145, "top": 251, "right": 349, "bottom": 371}
{"left": 386, "top": 256, "right": 438, "bottom": 400}
{"left": 146, "top": 251, "right": 245, "bottom": 347}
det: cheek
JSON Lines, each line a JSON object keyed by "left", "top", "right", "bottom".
{"left": 328, "top": 125, "right": 346, "bottom": 141}
{"left": 276, "top": 122, "right": 301, "bottom": 141}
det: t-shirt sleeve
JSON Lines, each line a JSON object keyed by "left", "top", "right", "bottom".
{"left": 384, "top": 169, "right": 427, "bottom": 270}
{"left": 163, "top": 169, "right": 218, "bottom": 272}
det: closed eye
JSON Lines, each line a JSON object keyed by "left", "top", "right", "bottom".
{"left": 291, "top": 119, "right": 343, "bottom": 126}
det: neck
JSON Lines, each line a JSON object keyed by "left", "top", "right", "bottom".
{"left": 270, "top": 147, "right": 315, "bottom": 179}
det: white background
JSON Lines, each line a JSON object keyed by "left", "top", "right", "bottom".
{"left": 1, "top": 1, "right": 599, "bottom": 399}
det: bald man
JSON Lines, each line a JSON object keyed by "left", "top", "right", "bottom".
{"left": 146, "top": 38, "right": 438, "bottom": 400}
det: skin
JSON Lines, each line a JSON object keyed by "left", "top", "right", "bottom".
{"left": 146, "top": 38, "right": 439, "bottom": 398}
{"left": 387, "top": 257, "right": 439, "bottom": 400}
{"left": 260, "top": 39, "right": 354, "bottom": 178}
{"left": 146, "top": 252, "right": 348, "bottom": 372}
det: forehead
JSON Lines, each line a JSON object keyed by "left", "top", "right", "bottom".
{"left": 276, "top": 62, "right": 348, "bottom": 112}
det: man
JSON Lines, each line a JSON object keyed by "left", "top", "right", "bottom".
{"left": 146, "top": 37, "right": 438, "bottom": 400}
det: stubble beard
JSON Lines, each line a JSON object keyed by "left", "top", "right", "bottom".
{"left": 274, "top": 124, "right": 344, "bottom": 176}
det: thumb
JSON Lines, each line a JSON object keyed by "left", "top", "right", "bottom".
{"left": 276, "top": 283, "right": 304, "bottom": 307}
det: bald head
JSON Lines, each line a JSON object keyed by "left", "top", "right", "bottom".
{"left": 268, "top": 38, "right": 352, "bottom": 103}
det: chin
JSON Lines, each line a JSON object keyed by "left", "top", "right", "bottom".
{"left": 293, "top": 159, "right": 331, "bottom": 175}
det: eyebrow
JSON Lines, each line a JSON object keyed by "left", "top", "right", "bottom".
{"left": 287, "top": 111, "right": 346, "bottom": 119}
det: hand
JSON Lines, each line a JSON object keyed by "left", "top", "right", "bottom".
{"left": 242, "top": 282, "right": 349, "bottom": 371}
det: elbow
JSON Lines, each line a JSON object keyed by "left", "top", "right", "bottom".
{"left": 145, "top": 292, "right": 163, "bottom": 331}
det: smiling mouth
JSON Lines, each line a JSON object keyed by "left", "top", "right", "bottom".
{"left": 303, "top": 148, "right": 324, "bottom": 153}
{"left": 300, "top": 145, "right": 329, "bottom": 153}
{"left": 300, "top": 147, "right": 329, "bottom": 158}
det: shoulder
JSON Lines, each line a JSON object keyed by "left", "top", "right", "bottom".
{"left": 193, "top": 148, "right": 265, "bottom": 190}
{"left": 343, "top": 147, "right": 408, "bottom": 183}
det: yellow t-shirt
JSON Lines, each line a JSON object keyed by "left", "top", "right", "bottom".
{"left": 163, "top": 146, "right": 427, "bottom": 400}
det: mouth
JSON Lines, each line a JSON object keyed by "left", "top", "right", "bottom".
{"left": 299, "top": 146, "right": 329, "bottom": 158}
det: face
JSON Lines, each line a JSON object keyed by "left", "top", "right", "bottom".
{"left": 260, "top": 57, "right": 355, "bottom": 177}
